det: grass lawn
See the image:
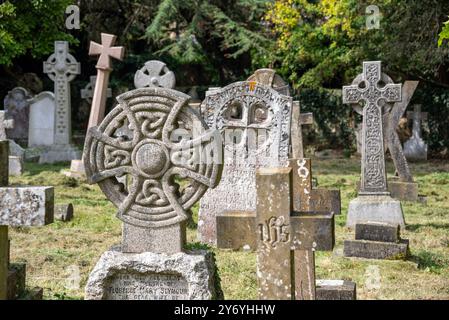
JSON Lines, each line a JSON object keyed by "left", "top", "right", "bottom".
{"left": 7, "top": 157, "right": 449, "bottom": 300}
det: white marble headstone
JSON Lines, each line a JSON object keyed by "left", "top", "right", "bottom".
{"left": 28, "top": 92, "right": 56, "bottom": 147}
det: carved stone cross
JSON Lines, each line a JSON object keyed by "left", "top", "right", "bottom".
{"left": 343, "top": 61, "right": 402, "bottom": 195}
{"left": 81, "top": 76, "right": 112, "bottom": 104}
{"left": 0, "top": 111, "right": 14, "bottom": 140}
{"left": 404, "top": 104, "right": 428, "bottom": 161}
{"left": 87, "top": 33, "right": 124, "bottom": 128}
{"left": 43, "top": 41, "right": 80, "bottom": 145}
{"left": 291, "top": 101, "right": 313, "bottom": 158}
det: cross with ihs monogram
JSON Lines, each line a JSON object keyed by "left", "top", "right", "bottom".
{"left": 343, "top": 61, "right": 402, "bottom": 195}
{"left": 0, "top": 111, "right": 14, "bottom": 140}
{"left": 44, "top": 41, "right": 80, "bottom": 145}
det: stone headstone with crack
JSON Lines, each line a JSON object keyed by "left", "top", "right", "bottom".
{"left": 3, "top": 87, "right": 31, "bottom": 143}
{"left": 343, "top": 61, "right": 405, "bottom": 229}
{"left": 40, "top": 41, "right": 81, "bottom": 163}
{"left": 404, "top": 104, "right": 428, "bottom": 162}
{"left": 0, "top": 140, "right": 54, "bottom": 300}
{"left": 83, "top": 87, "right": 223, "bottom": 300}
{"left": 197, "top": 80, "right": 293, "bottom": 246}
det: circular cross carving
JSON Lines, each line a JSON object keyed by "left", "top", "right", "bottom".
{"left": 83, "top": 87, "right": 222, "bottom": 228}
{"left": 134, "top": 60, "right": 176, "bottom": 89}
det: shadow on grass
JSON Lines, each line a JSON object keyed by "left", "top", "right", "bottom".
{"left": 406, "top": 223, "right": 449, "bottom": 232}
{"left": 408, "top": 250, "right": 448, "bottom": 273}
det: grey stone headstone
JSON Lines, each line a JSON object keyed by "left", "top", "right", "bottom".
{"left": 404, "top": 105, "right": 428, "bottom": 162}
{"left": 197, "top": 81, "right": 293, "bottom": 245}
{"left": 3, "top": 87, "right": 31, "bottom": 142}
{"left": 27, "top": 92, "right": 56, "bottom": 147}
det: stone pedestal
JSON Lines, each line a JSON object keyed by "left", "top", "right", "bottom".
{"left": 62, "top": 160, "right": 86, "bottom": 179}
{"left": 216, "top": 211, "right": 256, "bottom": 250}
{"left": 357, "top": 180, "right": 426, "bottom": 203}
{"left": 346, "top": 195, "right": 405, "bottom": 229}
{"left": 85, "top": 247, "right": 221, "bottom": 300}
{"left": 39, "top": 144, "right": 81, "bottom": 164}
{"left": 315, "top": 280, "right": 356, "bottom": 300}
{"left": 344, "top": 222, "right": 409, "bottom": 260}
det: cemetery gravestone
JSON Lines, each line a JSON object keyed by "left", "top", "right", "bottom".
{"left": 0, "top": 140, "right": 54, "bottom": 300}
{"left": 3, "top": 87, "right": 31, "bottom": 143}
{"left": 27, "top": 92, "right": 56, "bottom": 147}
{"left": 343, "top": 61, "right": 405, "bottom": 228}
{"left": 40, "top": 41, "right": 81, "bottom": 163}
{"left": 198, "top": 80, "right": 293, "bottom": 246}
{"left": 83, "top": 87, "right": 223, "bottom": 300}
{"left": 0, "top": 111, "right": 23, "bottom": 176}
{"left": 404, "top": 105, "right": 428, "bottom": 162}
{"left": 134, "top": 60, "right": 176, "bottom": 89}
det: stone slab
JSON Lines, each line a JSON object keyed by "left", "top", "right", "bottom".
{"left": 357, "top": 180, "right": 421, "bottom": 202}
{"left": 216, "top": 211, "right": 256, "bottom": 250}
{"left": 315, "top": 280, "right": 357, "bottom": 300}
{"left": 7, "top": 263, "right": 26, "bottom": 300}
{"left": 122, "top": 222, "right": 186, "bottom": 254}
{"left": 355, "top": 222, "right": 399, "bottom": 243}
{"left": 54, "top": 203, "right": 74, "bottom": 222}
{"left": 85, "top": 248, "right": 221, "bottom": 300}
{"left": 344, "top": 239, "right": 409, "bottom": 260}
{"left": 0, "top": 186, "right": 54, "bottom": 227}
{"left": 39, "top": 145, "right": 81, "bottom": 164}
{"left": 346, "top": 195, "right": 405, "bottom": 229}
{"left": 8, "top": 156, "right": 23, "bottom": 176}
{"left": 290, "top": 213, "right": 335, "bottom": 251}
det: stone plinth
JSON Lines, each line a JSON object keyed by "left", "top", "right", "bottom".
{"left": 346, "top": 195, "right": 405, "bottom": 229}
{"left": 216, "top": 211, "right": 256, "bottom": 250}
{"left": 38, "top": 144, "right": 81, "bottom": 164}
{"left": 355, "top": 222, "right": 399, "bottom": 243}
{"left": 344, "top": 239, "right": 409, "bottom": 260}
{"left": 315, "top": 280, "right": 356, "bottom": 300}
{"left": 85, "top": 248, "right": 221, "bottom": 300}
{"left": 0, "top": 186, "right": 54, "bottom": 226}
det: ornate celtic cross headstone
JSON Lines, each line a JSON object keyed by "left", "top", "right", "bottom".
{"left": 83, "top": 87, "right": 223, "bottom": 300}
{"left": 44, "top": 41, "right": 80, "bottom": 145}
{"left": 343, "top": 61, "right": 402, "bottom": 195}
{"left": 81, "top": 76, "right": 112, "bottom": 104}
{"left": 134, "top": 60, "right": 176, "bottom": 89}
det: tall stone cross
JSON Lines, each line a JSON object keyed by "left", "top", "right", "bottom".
{"left": 43, "top": 41, "right": 80, "bottom": 145}
{"left": 87, "top": 33, "right": 124, "bottom": 129}
{"left": 0, "top": 111, "right": 14, "bottom": 140}
{"left": 81, "top": 76, "right": 112, "bottom": 104}
{"left": 343, "top": 61, "right": 402, "bottom": 195}
{"left": 291, "top": 101, "right": 313, "bottom": 158}
{"left": 0, "top": 141, "right": 54, "bottom": 299}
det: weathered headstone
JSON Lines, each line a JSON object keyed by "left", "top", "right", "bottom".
{"left": 81, "top": 76, "right": 112, "bottom": 104}
{"left": 41, "top": 41, "right": 80, "bottom": 163}
{"left": 0, "top": 111, "right": 23, "bottom": 176}
{"left": 198, "top": 81, "right": 293, "bottom": 246}
{"left": 134, "top": 60, "right": 175, "bottom": 89}
{"left": 83, "top": 87, "right": 223, "bottom": 300}
{"left": 343, "top": 61, "right": 405, "bottom": 228}
{"left": 66, "top": 33, "right": 124, "bottom": 178}
{"left": 0, "top": 140, "right": 54, "bottom": 300}
{"left": 27, "top": 92, "right": 56, "bottom": 147}
{"left": 404, "top": 104, "right": 428, "bottom": 162}
{"left": 3, "top": 87, "right": 31, "bottom": 143}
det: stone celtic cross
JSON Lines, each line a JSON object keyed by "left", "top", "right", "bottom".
{"left": 44, "top": 41, "right": 80, "bottom": 145}
{"left": 134, "top": 60, "right": 176, "bottom": 89}
{"left": 0, "top": 111, "right": 14, "bottom": 140}
{"left": 343, "top": 61, "right": 402, "bottom": 194}
{"left": 87, "top": 33, "right": 124, "bottom": 128}
{"left": 81, "top": 76, "right": 112, "bottom": 104}
{"left": 83, "top": 87, "right": 222, "bottom": 254}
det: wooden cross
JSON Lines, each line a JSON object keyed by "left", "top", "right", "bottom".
{"left": 0, "top": 111, "right": 14, "bottom": 140}
{"left": 87, "top": 33, "right": 124, "bottom": 129}
{"left": 343, "top": 61, "right": 402, "bottom": 195}
{"left": 291, "top": 101, "right": 313, "bottom": 158}
{"left": 43, "top": 41, "right": 80, "bottom": 145}
{"left": 0, "top": 141, "right": 54, "bottom": 299}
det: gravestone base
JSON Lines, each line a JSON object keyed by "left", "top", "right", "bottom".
{"left": 344, "top": 239, "right": 409, "bottom": 260}
{"left": 38, "top": 144, "right": 81, "bottom": 164}
{"left": 54, "top": 203, "right": 74, "bottom": 222}
{"left": 315, "top": 280, "right": 356, "bottom": 300}
{"left": 216, "top": 211, "right": 256, "bottom": 250}
{"left": 62, "top": 160, "right": 86, "bottom": 179}
{"left": 357, "top": 180, "right": 426, "bottom": 203}
{"left": 346, "top": 195, "right": 405, "bottom": 229}
{"left": 404, "top": 137, "right": 428, "bottom": 162}
{"left": 8, "top": 156, "right": 24, "bottom": 176}
{"left": 85, "top": 247, "right": 222, "bottom": 300}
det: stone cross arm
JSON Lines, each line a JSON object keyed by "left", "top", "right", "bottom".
{"left": 89, "top": 33, "right": 125, "bottom": 70}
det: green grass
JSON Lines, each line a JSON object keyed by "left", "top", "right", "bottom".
{"left": 7, "top": 157, "right": 449, "bottom": 300}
